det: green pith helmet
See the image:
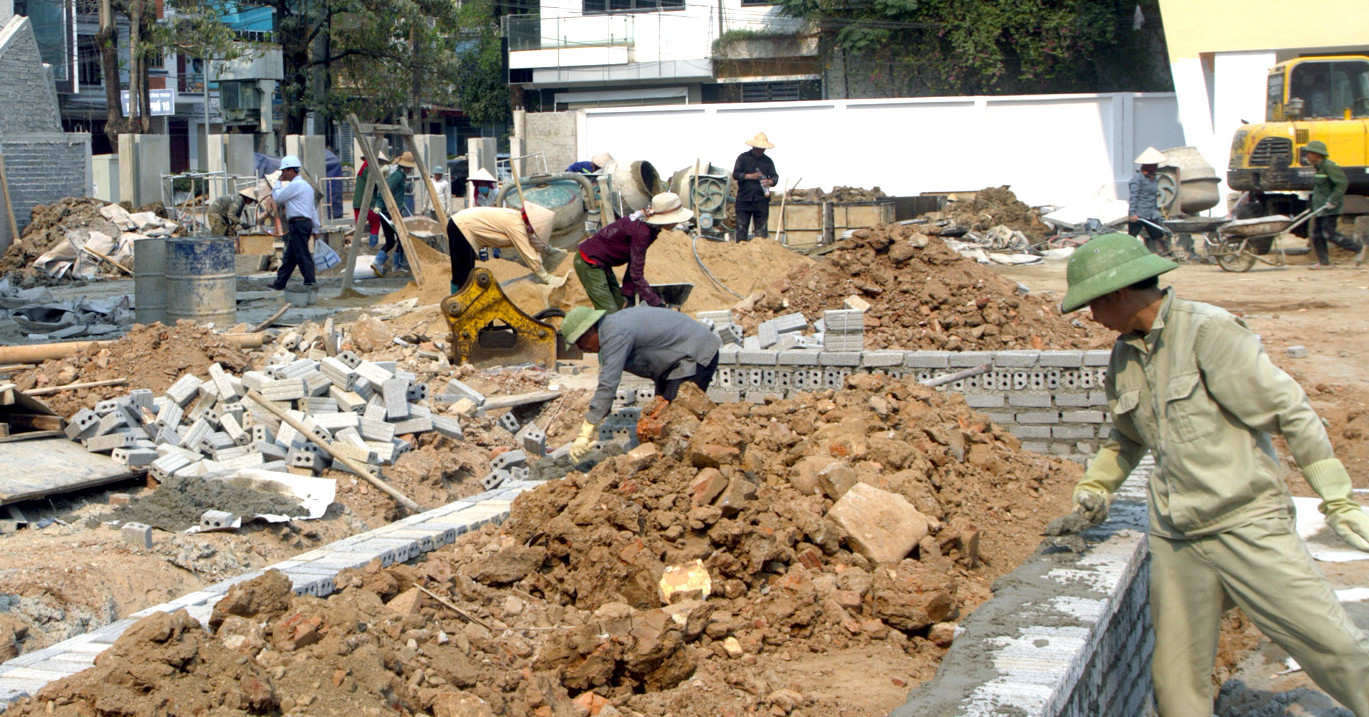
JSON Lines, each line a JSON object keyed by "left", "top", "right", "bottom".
{"left": 1060, "top": 233, "right": 1178, "bottom": 313}
{"left": 1304, "top": 140, "right": 1330, "bottom": 158}
{"left": 561, "top": 306, "right": 606, "bottom": 342}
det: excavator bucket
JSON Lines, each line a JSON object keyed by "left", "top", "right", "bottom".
{"left": 441, "top": 268, "right": 559, "bottom": 369}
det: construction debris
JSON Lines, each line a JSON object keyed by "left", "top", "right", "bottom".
{"left": 0, "top": 198, "right": 174, "bottom": 283}
{"left": 740, "top": 224, "right": 1109, "bottom": 351}
{"left": 1, "top": 377, "right": 1078, "bottom": 716}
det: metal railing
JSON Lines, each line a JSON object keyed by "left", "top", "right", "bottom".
{"left": 504, "top": 13, "right": 635, "bottom": 52}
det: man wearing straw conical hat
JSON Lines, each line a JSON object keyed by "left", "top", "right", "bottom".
{"left": 732, "top": 132, "right": 778, "bottom": 243}
{"left": 1128, "top": 146, "right": 1169, "bottom": 256}
{"left": 207, "top": 182, "right": 269, "bottom": 238}
{"left": 446, "top": 201, "right": 564, "bottom": 291}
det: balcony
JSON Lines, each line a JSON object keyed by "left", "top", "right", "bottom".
{"left": 505, "top": 14, "right": 635, "bottom": 70}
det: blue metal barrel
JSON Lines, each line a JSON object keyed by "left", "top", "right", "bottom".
{"left": 134, "top": 237, "right": 166, "bottom": 325}
{"left": 165, "top": 237, "right": 236, "bottom": 328}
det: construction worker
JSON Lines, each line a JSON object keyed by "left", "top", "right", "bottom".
{"left": 566, "top": 152, "right": 614, "bottom": 175}
{"left": 372, "top": 151, "right": 415, "bottom": 276}
{"left": 417, "top": 165, "right": 451, "bottom": 219}
{"left": 268, "top": 154, "right": 318, "bottom": 291}
{"left": 563, "top": 304, "right": 721, "bottom": 461}
{"left": 206, "top": 183, "right": 268, "bottom": 238}
{"left": 353, "top": 153, "right": 384, "bottom": 249}
{"left": 573, "top": 192, "right": 693, "bottom": 313}
{"left": 732, "top": 132, "right": 777, "bottom": 243}
{"left": 1304, "top": 140, "right": 1365, "bottom": 269}
{"left": 446, "top": 203, "right": 565, "bottom": 291}
{"left": 1057, "top": 232, "right": 1369, "bottom": 716}
{"left": 1128, "top": 146, "right": 1169, "bottom": 256}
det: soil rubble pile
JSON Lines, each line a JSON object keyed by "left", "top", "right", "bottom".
{"left": 0, "top": 198, "right": 121, "bottom": 284}
{"left": 921, "top": 186, "right": 1053, "bottom": 242}
{"left": 6, "top": 376, "right": 1078, "bottom": 716}
{"left": 742, "top": 224, "right": 1110, "bottom": 351}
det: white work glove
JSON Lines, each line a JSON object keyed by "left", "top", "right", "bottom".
{"left": 568, "top": 420, "right": 599, "bottom": 462}
{"left": 1073, "top": 487, "right": 1110, "bottom": 526}
{"left": 533, "top": 268, "right": 566, "bottom": 288}
{"left": 1304, "top": 458, "right": 1369, "bottom": 552}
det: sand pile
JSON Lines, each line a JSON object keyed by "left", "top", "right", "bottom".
{"left": 6, "top": 376, "right": 1077, "bottom": 716}
{"left": 922, "top": 186, "right": 1052, "bottom": 242}
{"left": 0, "top": 198, "right": 121, "bottom": 284}
{"left": 742, "top": 224, "right": 1109, "bottom": 351}
{"left": 380, "top": 230, "right": 810, "bottom": 326}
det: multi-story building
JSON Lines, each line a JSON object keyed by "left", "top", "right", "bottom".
{"left": 504, "top": 0, "right": 819, "bottom": 110}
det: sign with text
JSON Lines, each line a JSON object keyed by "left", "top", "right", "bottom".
{"left": 120, "top": 89, "right": 177, "bottom": 116}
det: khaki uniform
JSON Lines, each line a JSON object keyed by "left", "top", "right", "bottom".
{"left": 1079, "top": 290, "right": 1369, "bottom": 716}
{"left": 207, "top": 194, "right": 247, "bottom": 237}
{"left": 450, "top": 207, "right": 546, "bottom": 274}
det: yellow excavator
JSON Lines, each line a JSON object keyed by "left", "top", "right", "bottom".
{"left": 1228, "top": 55, "right": 1369, "bottom": 219}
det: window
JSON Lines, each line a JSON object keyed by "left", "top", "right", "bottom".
{"left": 740, "top": 81, "right": 801, "bottom": 102}
{"left": 582, "top": 0, "right": 682, "bottom": 14}
{"left": 77, "top": 34, "right": 101, "bottom": 87}
{"left": 740, "top": 0, "right": 776, "bottom": 6}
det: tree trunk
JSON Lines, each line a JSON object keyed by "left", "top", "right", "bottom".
{"left": 97, "top": 0, "right": 127, "bottom": 145}
{"left": 128, "top": 0, "right": 146, "bottom": 133}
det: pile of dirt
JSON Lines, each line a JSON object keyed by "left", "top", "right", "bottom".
{"left": 742, "top": 225, "right": 1110, "bottom": 351}
{"left": 8, "top": 377, "right": 1077, "bottom": 716}
{"left": 920, "top": 186, "right": 1052, "bottom": 242}
{"left": 380, "top": 230, "right": 810, "bottom": 333}
{"left": 0, "top": 198, "right": 121, "bottom": 285}
{"left": 781, "top": 186, "right": 887, "bottom": 204}
{"left": 13, "top": 321, "right": 253, "bottom": 417}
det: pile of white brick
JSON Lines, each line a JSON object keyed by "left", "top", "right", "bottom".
{"left": 64, "top": 348, "right": 464, "bottom": 480}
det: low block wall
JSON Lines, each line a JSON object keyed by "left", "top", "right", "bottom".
{"left": 707, "top": 348, "right": 1113, "bottom": 463}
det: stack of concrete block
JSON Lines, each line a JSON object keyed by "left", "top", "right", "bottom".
{"left": 696, "top": 310, "right": 742, "bottom": 346}
{"left": 70, "top": 350, "right": 464, "bottom": 481}
{"left": 821, "top": 309, "right": 864, "bottom": 351}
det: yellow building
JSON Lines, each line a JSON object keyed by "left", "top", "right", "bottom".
{"left": 1157, "top": 0, "right": 1369, "bottom": 207}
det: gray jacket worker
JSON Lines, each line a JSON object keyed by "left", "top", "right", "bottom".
{"left": 562, "top": 305, "right": 722, "bottom": 460}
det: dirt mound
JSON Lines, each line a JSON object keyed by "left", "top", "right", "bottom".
{"left": 922, "top": 185, "right": 1053, "bottom": 242}
{"left": 742, "top": 224, "right": 1109, "bottom": 351}
{"left": 13, "top": 321, "right": 253, "bottom": 417}
{"left": 6, "top": 376, "right": 1077, "bottom": 716}
{"left": 782, "top": 186, "right": 888, "bottom": 203}
{"left": 0, "top": 197, "right": 121, "bottom": 285}
{"left": 379, "top": 230, "right": 810, "bottom": 331}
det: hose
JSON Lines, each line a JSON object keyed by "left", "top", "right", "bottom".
{"left": 691, "top": 233, "right": 743, "bottom": 299}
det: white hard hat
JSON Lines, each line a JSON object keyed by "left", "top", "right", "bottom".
{"left": 279, "top": 154, "right": 302, "bottom": 170}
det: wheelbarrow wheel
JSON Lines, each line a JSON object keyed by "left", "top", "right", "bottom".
{"left": 1213, "top": 238, "right": 1257, "bottom": 273}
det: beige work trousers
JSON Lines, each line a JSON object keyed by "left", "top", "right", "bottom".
{"left": 1149, "top": 514, "right": 1369, "bottom": 717}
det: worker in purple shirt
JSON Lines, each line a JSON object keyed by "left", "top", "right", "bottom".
{"left": 573, "top": 192, "right": 692, "bottom": 313}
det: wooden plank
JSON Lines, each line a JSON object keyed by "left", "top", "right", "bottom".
{"left": 400, "top": 118, "right": 450, "bottom": 251}
{"left": 479, "top": 390, "right": 563, "bottom": 412}
{"left": 238, "top": 234, "right": 276, "bottom": 255}
{"left": 3, "top": 414, "right": 63, "bottom": 431}
{"left": 0, "top": 430, "right": 62, "bottom": 443}
{"left": 0, "top": 437, "right": 138, "bottom": 505}
{"left": 347, "top": 113, "right": 427, "bottom": 288}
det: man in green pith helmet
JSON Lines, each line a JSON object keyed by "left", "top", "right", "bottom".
{"left": 1052, "top": 232, "right": 1369, "bottom": 716}
{"left": 1303, "top": 139, "right": 1364, "bottom": 269}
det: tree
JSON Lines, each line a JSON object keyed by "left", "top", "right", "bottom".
{"left": 453, "top": 0, "right": 512, "bottom": 128}
{"left": 772, "top": 0, "right": 1171, "bottom": 98}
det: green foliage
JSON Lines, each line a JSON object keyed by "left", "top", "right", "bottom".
{"left": 453, "top": 0, "right": 512, "bottom": 128}
{"left": 772, "top": 0, "right": 1171, "bottom": 95}
{"left": 147, "top": 0, "right": 254, "bottom": 64}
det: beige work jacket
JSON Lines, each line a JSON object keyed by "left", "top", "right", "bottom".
{"left": 450, "top": 207, "right": 544, "bottom": 273}
{"left": 1087, "top": 290, "right": 1334, "bottom": 538}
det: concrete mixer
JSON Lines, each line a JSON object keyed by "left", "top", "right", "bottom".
{"left": 495, "top": 172, "right": 600, "bottom": 250}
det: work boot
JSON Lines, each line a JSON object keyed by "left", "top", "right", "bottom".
{"left": 1357, "top": 244, "right": 1367, "bottom": 267}
{"left": 368, "top": 233, "right": 379, "bottom": 249}
{"left": 394, "top": 252, "right": 410, "bottom": 273}
{"left": 372, "top": 249, "right": 388, "bottom": 276}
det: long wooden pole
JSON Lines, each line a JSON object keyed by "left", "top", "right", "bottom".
{"left": 0, "top": 156, "right": 18, "bottom": 243}
{"left": 346, "top": 113, "right": 426, "bottom": 287}
{"left": 26, "top": 378, "right": 128, "bottom": 396}
{"left": 245, "top": 388, "right": 421, "bottom": 513}
{"left": 400, "top": 118, "right": 449, "bottom": 252}
{"left": 0, "top": 332, "right": 265, "bottom": 364}
{"left": 342, "top": 160, "right": 378, "bottom": 291}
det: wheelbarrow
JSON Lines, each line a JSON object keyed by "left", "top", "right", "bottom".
{"left": 652, "top": 283, "right": 694, "bottom": 310}
{"left": 1204, "top": 205, "right": 1325, "bottom": 273}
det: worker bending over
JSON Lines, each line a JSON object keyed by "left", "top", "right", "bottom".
{"left": 574, "top": 192, "right": 692, "bottom": 313}
{"left": 1058, "top": 233, "right": 1369, "bottom": 716}
{"left": 207, "top": 183, "right": 272, "bottom": 238}
{"left": 566, "top": 153, "right": 614, "bottom": 175}
{"left": 446, "top": 203, "right": 565, "bottom": 291}
{"left": 563, "top": 305, "right": 721, "bottom": 461}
